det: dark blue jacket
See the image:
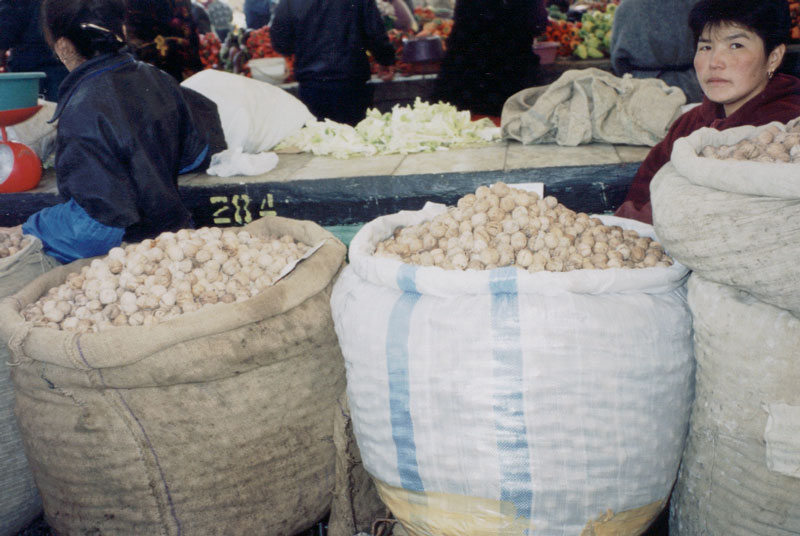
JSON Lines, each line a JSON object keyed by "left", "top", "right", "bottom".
{"left": 270, "top": 0, "right": 396, "bottom": 83}
{"left": 244, "top": 0, "right": 271, "bottom": 29}
{"left": 24, "top": 52, "right": 225, "bottom": 262}
{"left": 0, "top": 0, "right": 58, "bottom": 70}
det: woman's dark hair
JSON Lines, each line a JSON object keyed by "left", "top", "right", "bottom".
{"left": 689, "top": 0, "right": 791, "bottom": 55}
{"left": 41, "top": 0, "right": 127, "bottom": 59}
{"left": 125, "top": 0, "right": 203, "bottom": 82}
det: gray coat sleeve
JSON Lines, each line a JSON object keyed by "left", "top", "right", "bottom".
{"left": 610, "top": 0, "right": 704, "bottom": 102}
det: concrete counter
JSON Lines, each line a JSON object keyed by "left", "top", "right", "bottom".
{"left": 0, "top": 141, "right": 650, "bottom": 229}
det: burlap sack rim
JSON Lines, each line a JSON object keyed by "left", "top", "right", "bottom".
{"left": 671, "top": 121, "right": 800, "bottom": 198}
{"left": 0, "top": 236, "right": 45, "bottom": 279}
{"left": 0, "top": 216, "right": 346, "bottom": 371}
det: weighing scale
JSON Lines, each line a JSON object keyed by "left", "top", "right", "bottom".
{"left": 0, "top": 72, "right": 46, "bottom": 193}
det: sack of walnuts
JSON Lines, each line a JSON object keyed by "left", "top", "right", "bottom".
{"left": 0, "top": 231, "right": 57, "bottom": 535}
{"left": 652, "top": 119, "right": 800, "bottom": 314}
{"left": 0, "top": 216, "right": 346, "bottom": 536}
{"left": 331, "top": 183, "right": 694, "bottom": 536}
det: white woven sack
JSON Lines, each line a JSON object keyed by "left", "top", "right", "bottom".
{"left": 181, "top": 69, "right": 314, "bottom": 153}
{"left": 670, "top": 275, "right": 800, "bottom": 536}
{"left": 0, "top": 237, "right": 58, "bottom": 536}
{"left": 651, "top": 122, "right": 800, "bottom": 314}
{"left": 331, "top": 204, "right": 695, "bottom": 536}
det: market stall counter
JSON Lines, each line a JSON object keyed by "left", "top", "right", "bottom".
{"left": 0, "top": 141, "right": 650, "bottom": 233}
{"left": 278, "top": 55, "right": 615, "bottom": 114}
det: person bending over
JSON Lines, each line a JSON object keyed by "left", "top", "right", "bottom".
{"left": 2, "top": 0, "right": 225, "bottom": 264}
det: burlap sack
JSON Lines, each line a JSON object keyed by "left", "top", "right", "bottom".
{"left": 0, "top": 237, "right": 58, "bottom": 536}
{"left": 651, "top": 122, "right": 800, "bottom": 314}
{"left": 0, "top": 217, "right": 347, "bottom": 536}
{"left": 670, "top": 275, "right": 800, "bottom": 535}
{"left": 327, "top": 392, "right": 387, "bottom": 536}
{"left": 501, "top": 68, "right": 685, "bottom": 146}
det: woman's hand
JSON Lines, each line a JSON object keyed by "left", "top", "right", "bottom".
{"left": 0, "top": 225, "right": 23, "bottom": 234}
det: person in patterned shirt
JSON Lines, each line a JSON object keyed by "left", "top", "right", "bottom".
{"left": 203, "top": 0, "right": 233, "bottom": 41}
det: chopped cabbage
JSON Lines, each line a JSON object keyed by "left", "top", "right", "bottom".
{"left": 277, "top": 98, "right": 502, "bottom": 158}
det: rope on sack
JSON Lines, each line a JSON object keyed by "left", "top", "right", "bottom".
{"left": 371, "top": 517, "right": 398, "bottom": 536}
{"left": 6, "top": 321, "right": 34, "bottom": 367}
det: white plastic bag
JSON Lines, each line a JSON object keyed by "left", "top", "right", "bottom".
{"left": 181, "top": 69, "right": 314, "bottom": 153}
{"left": 206, "top": 147, "right": 279, "bottom": 177}
{"left": 5, "top": 100, "right": 57, "bottom": 162}
{"left": 248, "top": 57, "right": 288, "bottom": 85}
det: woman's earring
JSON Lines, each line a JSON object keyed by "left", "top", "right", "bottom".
{"left": 768, "top": 70, "right": 775, "bottom": 80}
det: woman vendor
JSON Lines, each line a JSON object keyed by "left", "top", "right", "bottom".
{"left": 615, "top": 0, "right": 800, "bottom": 224}
{"left": 2, "top": 0, "right": 225, "bottom": 264}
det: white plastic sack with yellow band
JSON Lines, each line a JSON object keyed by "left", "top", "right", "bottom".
{"left": 331, "top": 204, "right": 694, "bottom": 536}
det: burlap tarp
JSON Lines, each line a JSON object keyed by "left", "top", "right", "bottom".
{"left": 0, "top": 216, "right": 347, "bottom": 536}
{"left": 501, "top": 68, "right": 686, "bottom": 147}
{"left": 670, "top": 275, "right": 800, "bottom": 535}
{"left": 0, "top": 237, "right": 58, "bottom": 536}
{"left": 651, "top": 121, "right": 800, "bottom": 315}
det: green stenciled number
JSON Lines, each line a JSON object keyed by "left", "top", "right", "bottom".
{"left": 210, "top": 196, "right": 231, "bottom": 224}
{"left": 259, "top": 193, "right": 277, "bottom": 217}
{"left": 232, "top": 194, "right": 253, "bottom": 224}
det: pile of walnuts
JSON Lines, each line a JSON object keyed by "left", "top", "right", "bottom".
{"left": 700, "top": 123, "right": 800, "bottom": 163}
{"left": 374, "top": 182, "right": 673, "bottom": 272}
{"left": 22, "top": 227, "right": 310, "bottom": 332}
{"left": 0, "top": 231, "right": 30, "bottom": 259}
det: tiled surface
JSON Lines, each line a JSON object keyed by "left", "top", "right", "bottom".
{"left": 292, "top": 152, "right": 405, "bottom": 180}
{"left": 32, "top": 171, "right": 59, "bottom": 193}
{"left": 181, "top": 152, "right": 315, "bottom": 186}
{"left": 35, "top": 141, "right": 647, "bottom": 193}
{"left": 505, "top": 142, "right": 622, "bottom": 170}
{"left": 193, "top": 141, "right": 642, "bottom": 184}
{"left": 393, "top": 143, "right": 507, "bottom": 175}
{"left": 615, "top": 144, "right": 653, "bottom": 163}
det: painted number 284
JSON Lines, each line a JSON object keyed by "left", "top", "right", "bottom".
{"left": 210, "top": 194, "right": 276, "bottom": 225}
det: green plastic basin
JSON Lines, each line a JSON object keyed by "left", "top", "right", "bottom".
{"left": 0, "top": 72, "right": 46, "bottom": 112}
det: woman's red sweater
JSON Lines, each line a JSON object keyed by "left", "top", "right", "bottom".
{"left": 615, "top": 73, "right": 800, "bottom": 223}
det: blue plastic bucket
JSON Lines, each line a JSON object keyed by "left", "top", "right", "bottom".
{"left": 0, "top": 72, "right": 46, "bottom": 112}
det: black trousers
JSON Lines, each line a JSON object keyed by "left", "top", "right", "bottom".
{"left": 298, "top": 79, "right": 374, "bottom": 126}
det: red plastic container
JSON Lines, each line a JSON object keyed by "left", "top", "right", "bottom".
{"left": 0, "top": 105, "right": 43, "bottom": 193}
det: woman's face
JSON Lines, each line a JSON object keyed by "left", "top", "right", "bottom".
{"left": 694, "top": 23, "right": 784, "bottom": 116}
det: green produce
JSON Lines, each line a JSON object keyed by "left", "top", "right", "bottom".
{"left": 547, "top": 4, "right": 566, "bottom": 20}
{"left": 573, "top": 6, "right": 615, "bottom": 59}
{"left": 277, "top": 98, "right": 501, "bottom": 159}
